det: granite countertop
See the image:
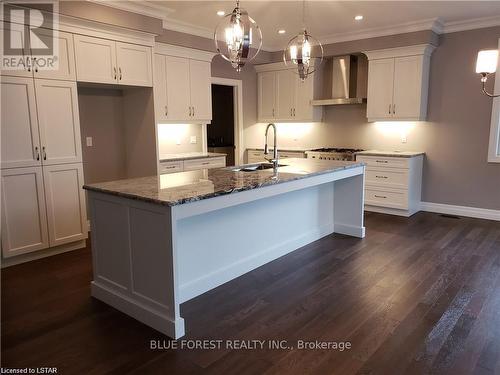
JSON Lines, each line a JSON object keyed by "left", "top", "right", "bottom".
{"left": 84, "top": 158, "right": 365, "bottom": 207}
{"left": 159, "top": 152, "right": 227, "bottom": 162}
{"left": 355, "top": 150, "right": 425, "bottom": 158}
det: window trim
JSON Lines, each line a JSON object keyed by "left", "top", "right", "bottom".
{"left": 487, "top": 39, "right": 500, "bottom": 163}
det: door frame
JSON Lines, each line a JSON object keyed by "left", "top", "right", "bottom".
{"left": 210, "top": 77, "right": 244, "bottom": 165}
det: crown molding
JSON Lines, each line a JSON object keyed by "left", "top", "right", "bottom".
{"left": 87, "top": 0, "right": 174, "bottom": 20}
{"left": 155, "top": 42, "right": 216, "bottom": 62}
{"left": 364, "top": 44, "right": 436, "bottom": 60}
{"left": 441, "top": 15, "right": 500, "bottom": 34}
{"left": 161, "top": 17, "right": 214, "bottom": 40}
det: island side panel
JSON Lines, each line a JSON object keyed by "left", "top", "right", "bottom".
{"left": 174, "top": 183, "right": 335, "bottom": 303}
{"left": 88, "top": 191, "right": 185, "bottom": 339}
{"left": 333, "top": 168, "right": 366, "bottom": 238}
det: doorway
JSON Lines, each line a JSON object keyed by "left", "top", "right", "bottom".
{"left": 209, "top": 78, "right": 244, "bottom": 166}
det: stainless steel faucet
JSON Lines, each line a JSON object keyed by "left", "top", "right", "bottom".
{"left": 264, "top": 123, "right": 279, "bottom": 168}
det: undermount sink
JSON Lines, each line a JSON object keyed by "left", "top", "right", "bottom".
{"left": 230, "top": 163, "right": 288, "bottom": 172}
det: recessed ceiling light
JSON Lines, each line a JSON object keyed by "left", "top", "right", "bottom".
{"left": 217, "top": 10, "right": 225, "bottom": 16}
{"left": 354, "top": 15, "right": 363, "bottom": 21}
{"left": 278, "top": 29, "right": 286, "bottom": 34}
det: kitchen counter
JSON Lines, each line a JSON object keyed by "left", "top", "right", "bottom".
{"left": 159, "top": 152, "right": 226, "bottom": 162}
{"left": 84, "top": 158, "right": 364, "bottom": 206}
{"left": 85, "top": 158, "right": 365, "bottom": 339}
{"left": 355, "top": 150, "right": 424, "bottom": 158}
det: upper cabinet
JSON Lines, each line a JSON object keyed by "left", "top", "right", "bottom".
{"left": 255, "top": 62, "right": 323, "bottom": 123}
{"left": 154, "top": 43, "right": 214, "bottom": 123}
{"left": 74, "top": 35, "right": 152, "bottom": 87}
{"left": 365, "top": 44, "right": 435, "bottom": 122}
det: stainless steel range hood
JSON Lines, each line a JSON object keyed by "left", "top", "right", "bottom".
{"left": 311, "top": 54, "right": 367, "bottom": 106}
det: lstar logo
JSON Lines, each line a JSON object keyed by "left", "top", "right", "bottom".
{"left": 2, "top": 1, "right": 59, "bottom": 71}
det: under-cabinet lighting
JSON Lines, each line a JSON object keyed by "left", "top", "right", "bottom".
{"left": 374, "top": 121, "right": 416, "bottom": 140}
{"left": 158, "top": 123, "right": 189, "bottom": 144}
{"left": 275, "top": 122, "right": 314, "bottom": 139}
{"left": 354, "top": 15, "right": 363, "bottom": 21}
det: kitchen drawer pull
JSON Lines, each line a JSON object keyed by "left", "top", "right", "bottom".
{"left": 163, "top": 165, "right": 176, "bottom": 169}
{"left": 375, "top": 160, "right": 388, "bottom": 163}
{"left": 202, "top": 162, "right": 210, "bottom": 165}
{"left": 375, "top": 175, "right": 388, "bottom": 179}
{"left": 374, "top": 195, "right": 387, "bottom": 199}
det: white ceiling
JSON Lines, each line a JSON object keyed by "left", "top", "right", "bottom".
{"left": 100, "top": 1, "right": 500, "bottom": 51}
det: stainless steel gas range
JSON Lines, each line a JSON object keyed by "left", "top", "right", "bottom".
{"left": 305, "top": 148, "right": 364, "bottom": 161}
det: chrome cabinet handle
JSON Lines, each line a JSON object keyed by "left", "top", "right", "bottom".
{"left": 374, "top": 195, "right": 387, "bottom": 199}
{"left": 293, "top": 108, "right": 296, "bottom": 116}
{"left": 192, "top": 106, "right": 195, "bottom": 117}
{"left": 290, "top": 108, "right": 292, "bottom": 116}
{"left": 375, "top": 160, "right": 388, "bottom": 163}
{"left": 164, "top": 165, "right": 176, "bottom": 169}
{"left": 165, "top": 105, "right": 168, "bottom": 117}
{"left": 393, "top": 103, "right": 396, "bottom": 114}
{"left": 202, "top": 162, "right": 210, "bottom": 165}
{"left": 42, "top": 146, "right": 47, "bottom": 161}
{"left": 375, "top": 175, "right": 388, "bottom": 179}
{"left": 35, "top": 146, "right": 40, "bottom": 161}
{"left": 114, "top": 67, "right": 117, "bottom": 80}
{"left": 388, "top": 104, "right": 391, "bottom": 114}
{"left": 119, "top": 67, "right": 122, "bottom": 80}
{"left": 33, "top": 58, "right": 38, "bottom": 73}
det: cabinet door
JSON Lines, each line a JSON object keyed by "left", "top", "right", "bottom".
{"left": 1, "top": 23, "right": 33, "bottom": 78}
{"left": 74, "top": 35, "right": 117, "bottom": 84}
{"left": 258, "top": 72, "right": 276, "bottom": 121}
{"left": 1, "top": 76, "right": 41, "bottom": 168}
{"left": 35, "top": 79, "right": 82, "bottom": 165}
{"left": 393, "top": 56, "right": 423, "bottom": 119}
{"left": 1, "top": 167, "right": 49, "bottom": 257}
{"left": 32, "top": 30, "right": 76, "bottom": 81}
{"left": 116, "top": 42, "right": 152, "bottom": 87}
{"left": 43, "top": 163, "right": 87, "bottom": 247}
{"left": 189, "top": 59, "right": 212, "bottom": 121}
{"left": 165, "top": 56, "right": 191, "bottom": 121}
{"left": 294, "top": 73, "right": 314, "bottom": 121}
{"left": 367, "top": 58, "right": 395, "bottom": 120}
{"left": 153, "top": 54, "right": 168, "bottom": 122}
{"left": 275, "top": 70, "right": 295, "bottom": 120}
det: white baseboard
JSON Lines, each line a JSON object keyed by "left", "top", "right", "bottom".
{"left": 1, "top": 240, "right": 87, "bottom": 268}
{"left": 334, "top": 223, "right": 366, "bottom": 238}
{"left": 91, "top": 282, "right": 185, "bottom": 339}
{"left": 420, "top": 202, "right": 500, "bottom": 222}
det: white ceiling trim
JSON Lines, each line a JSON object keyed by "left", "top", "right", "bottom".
{"left": 87, "top": 1, "right": 500, "bottom": 52}
{"left": 441, "top": 15, "right": 500, "bottom": 34}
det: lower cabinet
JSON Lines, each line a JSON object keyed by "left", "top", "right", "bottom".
{"left": 159, "top": 157, "right": 226, "bottom": 174}
{"left": 356, "top": 154, "right": 423, "bottom": 217}
{"left": 1, "top": 163, "right": 87, "bottom": 258}
{"left": 247, "top": 149, "right": 306, "bottom": 164}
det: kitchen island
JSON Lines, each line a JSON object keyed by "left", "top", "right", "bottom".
{"left": 84, "top": 158, "right": 365, "bottom": 338}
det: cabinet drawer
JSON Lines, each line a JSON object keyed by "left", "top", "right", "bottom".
{"left": 365, "top": 187, "right": 408, "bottom": 210}
{"left": 183, "top": 157, "right": 226, "bottom": 171}
{"left": 357, "top": 155, "right": 409, "bottom": 169}
{"left": 365, "top": 168, "right": 409, "bottom": 188}
{"left": 279, "top": 151, "right": 305, "bottom": 159}
{"left": 159, "top": 161, "right": 183, "bottom": 174}
{"left": 247, "top": 150, "right": 266, "bottom": 163}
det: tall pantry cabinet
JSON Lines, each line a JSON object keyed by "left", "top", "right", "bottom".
{"left": 1, "top": 34, "right": 87, "bottom": 260}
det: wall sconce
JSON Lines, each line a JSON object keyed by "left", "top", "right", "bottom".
{"left": 476, "top": 49, "right": 499, "bottom": 97}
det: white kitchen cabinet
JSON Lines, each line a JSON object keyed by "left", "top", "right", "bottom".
{"left": 256, "top": 62, "right": 322, "bottom": 122}
{"left": 32, "top": 30, "right": 76, "bottom": 81}
{"left": 366, "top": 59, "right": 394, "bottom": 120}
{"left": 74, "top": 35, "right": 117, "bottom": 84}
{"left": 1, "top": 76, "right": 41, "bottom": 168}
{"left": 257, "top": 71, "right": 276, "bottom": 121}
{"left": 158, "top": 157, "right": 226, "bottom": 174}
{"left": 116, "top": 42, "right": 153, "bottom": 86}
{"left": 356, "top": 153, "right": 423, "bottom": 216}
{"left": 154, "top": 47, "right": 213, "bottom": 123}
{"left": 276, "top": 70, "right": 295, "bottom": 120}
{"left": 35, "top": 79, "right": 82, "bottom": 165}
{"left": 165, "top": 55, "right": 191, "bottom": 121}
{"left": 43, "top": 163, "right": 87, "bottom": 247}
{"left": 1, "top": 22, "right": 32, "bottom": 78}
{"left": 246, "top": 149, "right": 305, "bottom": 163}
{"left": 74, "top": 35, "right": 152, "bottom": 86}
{"left": 1, "top": 167, "right": 49, "bottom": 258}
{"left": 365, "top": 44, "right": 435, "bottom": 122}
{"left": 189, "top": 59, "right": 212, "bottom": 121}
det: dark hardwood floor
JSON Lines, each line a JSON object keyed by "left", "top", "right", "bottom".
{"left": 2, "top": 212, "right": 500, "bottom": 374}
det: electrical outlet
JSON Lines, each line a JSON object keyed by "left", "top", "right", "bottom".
{"left": 401, "top": 134, "right": 407, "bottom": 143}
{"left": 190, "top": 136, "right": 197, "bottom": 144}
{"left": 86, "top": 137, "right": 93, "bottom": 147}
{"left": 176, "top": 139, "right": 181, "bottom": 145}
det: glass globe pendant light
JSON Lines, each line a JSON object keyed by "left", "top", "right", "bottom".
{"left": 214, "top": 0, "right": 262, "bottom": 72}
{"left": 283, "top": 0, "right": 323, "bottom": 81}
